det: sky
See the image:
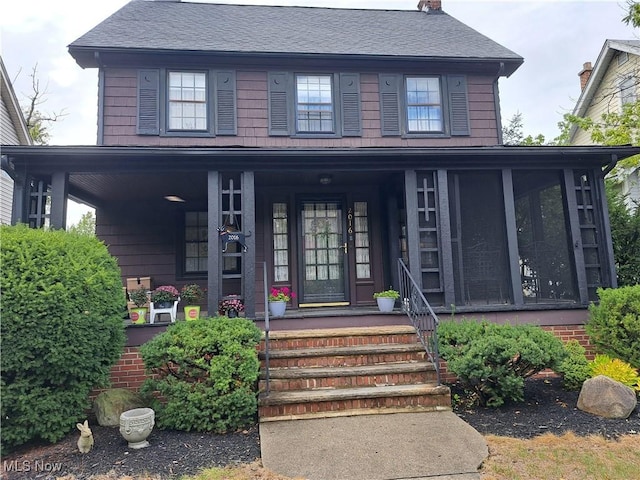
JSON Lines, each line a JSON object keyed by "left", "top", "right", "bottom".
{"left": 1, "top": 0, "right": 638, "bottom": 222}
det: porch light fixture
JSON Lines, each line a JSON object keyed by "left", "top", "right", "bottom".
{"left": 164, "top": 195, "right": 185, "bottom": 203}
{"left": 319, "top": 174, "right": 332, "bottom": 185}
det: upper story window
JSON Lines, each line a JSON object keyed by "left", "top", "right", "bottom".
{"left": 137, "top": 69, "right": 236, "bottom": 137}
{"left": 405, "top": 77, "right": 443, "bottom": 133}
{"left": 296, "top": 75, "right": 334, "bottom": 133}
{"left": 379, "top": 73, "right": 469, "bottom": 137}
{"left": 168, "top": 71, "right": 208, "bottom": 131}
{"left": 620, "top": 77, "right": 637, "bottom": 106}
{"left": 268, "top": 72, "right": 361, "bottom": 137}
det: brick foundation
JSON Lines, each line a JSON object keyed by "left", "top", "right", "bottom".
{"left": 103, "top": 324, "right": 593, "bottom": 392}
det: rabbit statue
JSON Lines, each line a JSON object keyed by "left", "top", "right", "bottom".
{"left": 77, "top": 420, "right": 94, "bottom": 453}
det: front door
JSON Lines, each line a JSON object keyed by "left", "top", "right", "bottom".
{"left": 298, "top": 199, "right": 349, "bottom": 306}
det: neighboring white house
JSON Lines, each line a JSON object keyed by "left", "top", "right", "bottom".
{"left": 570, "top": 39, "right": 640, "bottom": 211}
{"left": 1, "top": 56, "right": 32, "bottom": 224}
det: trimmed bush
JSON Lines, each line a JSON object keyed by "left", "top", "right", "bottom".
{"left": 1, "top": 225, "right": 126, "bottom": 453}
{"left": 438, "top": 320, "right": 566, "bottom": 407}
{"left": 556, "top": 340, "right": 590, "bottom": 391}
{"left": 588, "top": 354, "right": 640, "bottom": 392}
{"left": 586, "top": 285, "right": 640, "bottom": 369}
{"left": 140, "top": 317, "right": 261, "bottom": 433}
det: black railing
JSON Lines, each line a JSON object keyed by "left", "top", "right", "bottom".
{"left": 262, "top": 262, "right": 271, "bottom": 396}
{"left": 397, "top": 259, "right": 442, "bottom": 385}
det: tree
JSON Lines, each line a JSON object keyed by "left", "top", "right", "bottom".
{"left": 623, "top": 0, "right": 640, "bottom": 27}
{"left": 15, "top": 64, "right": 66, "bottom": 145}
{"left": 68, "top": 211, "right": 96, "bottom": 236}
{"left": 501, "top": 112, "right": 547, "bottom": 145}
{"left": 606, "top": 181, "right": 640, "bottom": 286}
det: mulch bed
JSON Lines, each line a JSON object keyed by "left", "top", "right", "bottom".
{"left": 2, "top": 377, "right": 638, "bottom": 479}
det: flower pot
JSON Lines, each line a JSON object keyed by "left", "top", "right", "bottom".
{"left": 376, "top": 297, "right": 396, "bottom": 313}
{"left": 130, "top": 307, "right": 147, "bottom": 324}
{"left": 268, "top": 300, "right": 287, "bottom": 317}
{"left": 119, "top": 408, "right": 155, "bottom": 449}
{"left": 227, "top": 309, "right": 238, "bottom": 318}
{"left": 184, "top": 305, "right": 200, "bottom": 321}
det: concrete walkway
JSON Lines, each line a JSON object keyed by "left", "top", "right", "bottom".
{"left": 260, "top": 411, "right": 487, "bottom": 480}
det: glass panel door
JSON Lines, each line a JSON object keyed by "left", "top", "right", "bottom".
{"left": 300, "top": 200, "right": 348, "bottom": 304}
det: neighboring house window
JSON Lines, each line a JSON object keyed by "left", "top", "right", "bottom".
{"left": 379, "top": 74, "right": 469, "bottom": 137}
{"left": 184, "top": 211, "right": 208, "bottom": 273}
{"left": 618, "top": 51, "right": 629, "bottom": 66}
{"left": 168, "top": 71, "right": 207, "bottom": 131}
{"left": 620, "top": 77, "right": 636, "bottom": 106}
{"left": 405, "top": 77, "right": 443, "bottom": 133}
{"left": 137, "top": 69, "right": 237, "bottom": 137}
{"left": 267, "top": 72, "right": 361, "bottom": 137}
{"left": 296, "top": 75, "right": 334, "bottom": 133}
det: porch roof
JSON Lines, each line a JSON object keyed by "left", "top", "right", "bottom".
{"left": 2, "top": 144, "right": 638, "bottom": 174}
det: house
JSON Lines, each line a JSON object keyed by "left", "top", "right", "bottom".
{"left": 0, "top": 56, "right": 32, "bottom": 225}
{"left": 2, "top": 1, "right": 638, "bottom": 349}
{"left": 570, "top": 40, "right": 640, "bottom": 211}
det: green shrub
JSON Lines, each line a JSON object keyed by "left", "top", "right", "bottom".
{"left": 140, "top": 317, "right": 261, "bottom": 433}
{"left": 556, "top": 340, "right": 590, "bottom": 391}
{"left": 586, "top": 285, "right": 640, "bottom": 369}
{"left": 0, "top": 225, "right": 126, "bottom": 453}
{"left": 588, "top": 354, "right": 640, "bottom": 391}
{"left": 438, "top": 320, "right": 566, "bottom": 407}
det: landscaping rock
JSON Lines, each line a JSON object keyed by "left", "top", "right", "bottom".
{"left": 94, "top": 388, "right": 146, "bottom": 426}
{"left": 577, "top": 375, "right": 638, "bottom": 419}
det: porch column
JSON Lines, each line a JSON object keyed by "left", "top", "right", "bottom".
{"left": 596, "top": 171, "right": 617, "bottom": 288}
{"left": 207, "top": 171, "right": 221, "bottom": 315}
{"left": 242, "top": 171, "right": 256, "bottom": 318}
{"left": 436, "top": 169, "right": 455, "bottom": 307}
{"left": 50, "top": 172, "right": 69, "bottom": 230}
{"left": 501, "top": 169, "right": 524, "bottom": 305}
{"left": 403, "top": 170, "right": 422, "bottom": 288}
{"left": 11, "top": 169, "right": 29, "bottom": 225}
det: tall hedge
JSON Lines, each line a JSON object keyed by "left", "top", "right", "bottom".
{"left": 140, "top": 317, "right": 261, "bottom": 433}
{"left": 1, "top": 225, "right": 126, "bottom": 453}
{"left": 587, "top": 285, "right": 640, "bottom": 369}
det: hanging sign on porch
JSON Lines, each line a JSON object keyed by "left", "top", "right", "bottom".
{"left": 217, "top": 225, "right": 252, "bottom": 252}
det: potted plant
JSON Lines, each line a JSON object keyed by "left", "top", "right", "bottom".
{"left": 373, "top": 288, "right": 400, "bottom": 313}
{"left": 218, "top": 295, "right": 245, "bottom": 318}
{"left": 129, "top": 287, "right": 149, "bottom": 324}
{"left": 181, "top": 283, "right": 204, "bottom": 321}
{"left": 150, "top": 285, "right": 180, "bottom": 309}
{"left": 268, "top": 286, "right": 295, "bottom": 317}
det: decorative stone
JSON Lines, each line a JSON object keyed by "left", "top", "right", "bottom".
{"left": 577, "top": 375, "right": 638, "bottom": 419}
{"left": 94, "top": 388, "right": 146, "bottom": 426}
{"left": 120, "top": 408, "right": 155, "bottom": 449}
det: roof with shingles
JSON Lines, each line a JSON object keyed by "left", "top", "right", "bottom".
{"left": 69, "top": 1, "right": 522, "bottom": 74}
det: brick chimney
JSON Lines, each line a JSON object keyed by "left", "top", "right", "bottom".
{"left": 578, "top": 62, "right": 593, "bottom": 91}
{"left": 418, "top": 0, "right": 442, "bottom": 12}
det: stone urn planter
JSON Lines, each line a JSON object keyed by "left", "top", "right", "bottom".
{"left": 119, "top": 408, "right": 155, "bottom": 449}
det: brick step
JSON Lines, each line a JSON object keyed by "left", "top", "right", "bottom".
{"left": 260, "top": 362, "right": 437, "bottom": 391}
{"left": 258, "top": 384, "right": 451, "bottom": 421}
{"left": 262, "top": 325, "right": 419, "bottom": 350}
{"left": 261, "top": 343, "right": 426, "bottom": 368}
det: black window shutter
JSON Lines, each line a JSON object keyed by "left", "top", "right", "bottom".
{"left": 379, "top": 74, "right": 401, "bottom": 136}
{"left": 447, "top": 75, "right": 470, "bottom": 136}
{"left": 137, "top": 69, "right": 159, "bottom": 135}
{"left": 340, "top": 73, "right": 362, "bottom": 137}
{"left": 268, "top": 72, "right": 290, "bottom": 136}
{"left": 215, "top": 71, "right": 237, "bottom": 135}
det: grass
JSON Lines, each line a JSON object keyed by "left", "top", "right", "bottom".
{"left": 480, "top": 432, "right": 640, "bottom": 480}
{"left": 55, "top": 433, "right": 640, "bottom": 480}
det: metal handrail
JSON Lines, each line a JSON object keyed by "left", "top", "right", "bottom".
{"left": 262, "top": 262, "right": 271, "bottom": 396}
{"left": 397, "top": 258, "right": 442, "bottom": 385}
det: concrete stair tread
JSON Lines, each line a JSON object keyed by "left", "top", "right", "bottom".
{"left": 259, "top": 383, "right": 448, "bottom": 406}
{"left": 262, "top": 342, "right": 424, "bottom": 359}
{"left": 264, "top": 361, "right": 434, "bottom": 379}
{"left": 264, "top": 325, "right": 417, "bottom": 340}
